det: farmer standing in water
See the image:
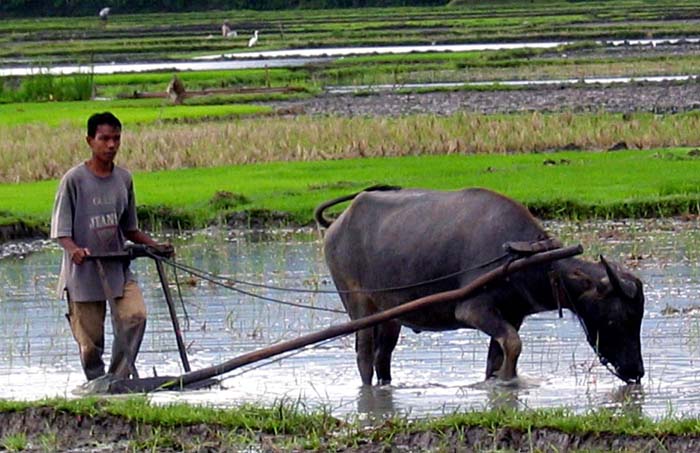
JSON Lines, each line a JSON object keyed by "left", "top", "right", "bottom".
{"left": 51, "top": 112, "right": 172, "bottom": 381}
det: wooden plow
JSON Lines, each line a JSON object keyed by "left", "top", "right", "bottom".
{"left": 87, "top": 243, "right": 583, "bottom": 394}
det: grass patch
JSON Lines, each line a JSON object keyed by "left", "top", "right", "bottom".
{"left": 2, "top": 397, "right": 700, "bottom": 450}
{"left": 3, "top": 111, "right": 700, "bottom": 184}
{"left": 1, "top": 433, "right": 27, "bottom": 452}
{"left": 0, "top": 99, "right": 270, "bottom": 127}
{"left": 0, "top": 72, "right": 94, "bottom": 103}
{"left": 1, "top": 149, "right": 699, "bottom": 232}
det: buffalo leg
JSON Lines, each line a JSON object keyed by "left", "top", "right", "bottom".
{"left": 339, "top": 290, "right": 378, "bottom": 386}
{"left": 355, "top": 328, "right": 375, "bottom": 385}
{"left": 455, "top": 297, "right": 522, "bottom": 380}
{"left": 485, "top": 318, "right": 523, "bottom": 379}
{"left": 373, "top": 320, "right": 401, "bottom": 385}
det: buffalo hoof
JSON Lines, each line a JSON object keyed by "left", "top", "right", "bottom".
{"left": 377, "top": 379, "right": 391, "bottom": 386}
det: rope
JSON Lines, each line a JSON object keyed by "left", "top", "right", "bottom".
{"left": 152, "top": 251, "right": 511, "bottom": 315}
{"left": 158, "top": 252, "right": 511, "bottom": 295}
{"left": 161, "top": 258, "right": 347, "bottom": 314}
{"left": 553, "top": 271, "right": 628, "bottom": 382}
{"left": 170, "top": 255, "right": 191, "bottom": 329}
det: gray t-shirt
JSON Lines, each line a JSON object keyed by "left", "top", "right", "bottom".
{"left": 50, "top": 163, "right": 139, "bottom": 302}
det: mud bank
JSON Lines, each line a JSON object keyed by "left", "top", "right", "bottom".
{"left": 272, "top": 81, "right": 700, "bottom": 117}
{"left": 0, "top": 220, "right": 46, "bottom": 243}
{"left": 2, "top": 407, "right": 700, "bottom": 452}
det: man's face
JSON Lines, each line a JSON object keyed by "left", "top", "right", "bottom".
{"left": 87, "top": 124, "right": 121, "bottom": 165}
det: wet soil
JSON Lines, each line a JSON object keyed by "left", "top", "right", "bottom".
{"left": 0, "top": 221, "right": 47, "bottom": 243}
{"left": 2, "top": 407, "right": 699, "bottom": 452}
{"left": 269, "top": 42, "right": 700, "bottom": 118}
{"left": 272, "top": 81, "right": 700, "bottom": 117}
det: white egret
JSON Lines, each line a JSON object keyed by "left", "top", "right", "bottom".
{"left": 99, "top": 7, "right": 110, "bottom": 20}
{"left": 248, "top": 30, "right": 259, "bottom": 47}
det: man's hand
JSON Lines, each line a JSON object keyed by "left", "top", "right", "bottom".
{"left": 148, "top": 243, "right": 175, "bottom": 258}
{"left": 70, "top": 247, "right": 90, "bottom": 264}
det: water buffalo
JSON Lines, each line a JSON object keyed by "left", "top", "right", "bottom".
{"left": 314, "top": 186, "right": 645, "bottom": 385}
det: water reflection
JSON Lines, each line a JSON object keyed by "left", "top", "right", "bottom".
{"left": 357, "top": 386, "right": 396, "bottom": 421}
{"left": 7, "top": 38, "right": 697, "bottom": 77}
{"left": 485, "top": 385, "right": 522, "bottom": 412}
{"left": 0, "top": 58, "right": 331, "bottom": 77}
{"left": 206, "top": 41, "right": 565, "bottom": 60}
{"left": 608, "top": 384, "right": 645, "bottom": 417}
{"left": 0, "top": 219, "right": 699, "bottom": 420}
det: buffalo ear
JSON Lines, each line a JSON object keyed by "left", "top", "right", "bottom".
{"left": 600, "top": 255, "right": 638, "bottom": 300}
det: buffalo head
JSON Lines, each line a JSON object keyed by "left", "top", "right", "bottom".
{"left": 565, "top": 256, "right": 645, "bottom": 384}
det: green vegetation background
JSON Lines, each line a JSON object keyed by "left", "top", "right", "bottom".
{"left": 0, "top": 0, "right": 445, "bottom": 16}
{"left": 2, "top": 149, "right": 699, "bottom": 232}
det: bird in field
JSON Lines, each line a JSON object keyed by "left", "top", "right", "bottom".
{"left": 248, "top": 30, "right": 259, "bottom": 47}
{"left": 99, "top": 7, "right": 110, "bottom": 21}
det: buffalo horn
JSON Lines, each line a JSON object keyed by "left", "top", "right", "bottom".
{"left": 600, "top": 255, "right": 637, "bottom": 299}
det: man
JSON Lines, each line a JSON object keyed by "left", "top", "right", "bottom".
{"left": 51, "top": 112, "right": 172, "bottom": 381}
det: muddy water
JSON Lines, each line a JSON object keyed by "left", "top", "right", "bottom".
{"left": 0, "top": 219, "right": 699, "bottom": 419}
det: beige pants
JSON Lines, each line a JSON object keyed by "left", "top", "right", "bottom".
{"left": 66, "top": 280, "right": 147, "bottom": 381}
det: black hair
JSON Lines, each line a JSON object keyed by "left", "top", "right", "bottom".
{"left": 87, "top": 112, "right": 122, "bottom": 137}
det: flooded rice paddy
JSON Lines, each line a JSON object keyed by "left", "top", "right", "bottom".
{"left": 0, "top": 219, "right": 699, "bottom": 419}
{"left": 0, "top": 57, "right": 331, "bottom": 77}
{"left": 5, "top": 38, "right": 697, "bottom": 78}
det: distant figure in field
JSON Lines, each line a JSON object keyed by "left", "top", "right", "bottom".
{"left": 99, "top": 7, "right": 110, "bottom": 21}
{"left": 166, "top": 75, "right": 186, "bottom": 104}
{"left": 222, "top": 20, "right": 237, "bottom": 38}
{"left": 248, "top": 30, "right": 259, "bottom": 47}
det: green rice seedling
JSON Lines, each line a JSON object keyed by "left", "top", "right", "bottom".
{"left": 17, "top": 74, "right": 55, "bottom": 102}
{"left": 3, "top": 1, "right": 700, "bottom": 69}
{"left": 1, "top": 433, "right": 27, "bottom": 452}
{"left": 1, "top": 72, "right": 92, "bottom": 102}
{"left": 128, "top": 427, "right": 178, "bottom": 452}
{"left": 3, "top": 148, "right": 700, "bottom": 230}
{"left": 0, "top": 99, "right": 270, "bottom": 128}
{"left": 37, "top": 431, "right": 59, "bottom": 452}
{"left": 59, "top": 73, "right": 94, "bottom": 101}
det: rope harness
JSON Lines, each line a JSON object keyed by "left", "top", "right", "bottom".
{"left": 98, "top": 239, "right": 613, "bottom": 384}
{"left": 160, "top": 252, "right": 512, "bottom": 297}
{"left": 548, "top": 269, "right": 625, "bottom": 382}
{"left": 155, "top": 238, "right": 562, "bottom": 316}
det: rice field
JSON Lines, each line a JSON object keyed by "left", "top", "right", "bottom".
{"left": 2, "top": 1, "right": 700, "bottom": 64}
{"left": 2, "top": 110, "right": 700, "bottom": 183}
{"left": 1, "top": 219, "right": 699, "bottom": 422}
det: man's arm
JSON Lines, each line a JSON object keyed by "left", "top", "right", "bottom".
{"left": 125, "top": 230, "right": 174, "bottom": 257}
{"left": 125, "top": 229, "right": 158, "bottom": 247}
{"left": 57, "top": 236, "right": 90, "bottom": 265}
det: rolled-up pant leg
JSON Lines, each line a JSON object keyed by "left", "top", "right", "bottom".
{"left": 66, "top": 297, "right": 107, "bottom": 381}
{"left": 108, "top": 280, "right": 147, "bottom": 379}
